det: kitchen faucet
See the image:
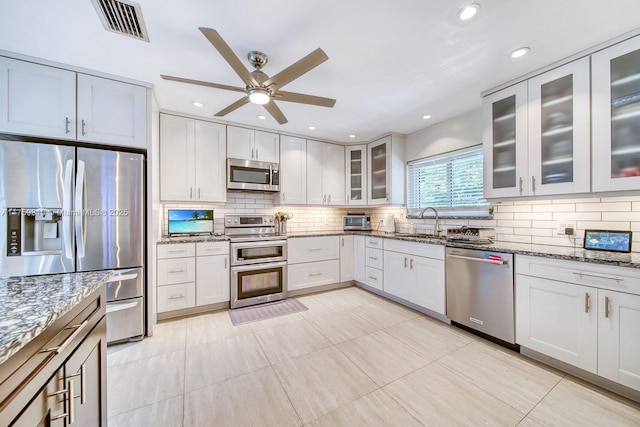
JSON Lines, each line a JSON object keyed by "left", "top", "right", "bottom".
{"left": 419, "top": 206, "right": 441, "bottom": 237}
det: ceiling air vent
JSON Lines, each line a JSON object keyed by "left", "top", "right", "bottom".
{"left": 91, "top": 0, "right": 149, "bottom": 42}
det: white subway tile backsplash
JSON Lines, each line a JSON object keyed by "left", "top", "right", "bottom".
{"left": 602, "top": 211, "right": 640, "bottom": 221}
{"left": 496, "top": 204, "right": 532, "bottom": 213}
{"left": 493, "top": 212, "right": 514, "bottom": 220}
{"left": 576, "top": 221, "right": 630, "bottom": 230}
{"left": 496, "top": 220, "right": 532, "bottom": 228}
{"left": 553, "top": 212, "right": 601, "bottom": 221}
{"left": 513, "top": 212, "right": 553, "bottom": 220}
{"left": 532, "top": 204, "right": 575, "bottom": 213}
{"left": 496, "top": 234, "right": 532, "bottom": 243}
{"left": 576, "top": 202, "right": 631, "bottom": 212}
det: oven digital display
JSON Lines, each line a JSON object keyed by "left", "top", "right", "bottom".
{"left": 240, "top": 217, "right": 262, "bottom": 225}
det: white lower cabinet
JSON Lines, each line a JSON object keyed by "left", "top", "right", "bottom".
{"left": 354, "top": 235, "right": 366, "bottom": 283}
{"left": 383, "top": 240, "right": 445, "bottom": 314}
{"left": 516, "top": 255, "right": 640, "bottom": 392}
{"left": 157, "top": 242, "right": 230, "bottom": 314}
{"left": 364, "top": 237, "right": 384, "bottom": 290}
{"left": 287, "top": 236, "right": 340, "bottom": 292}
{"left": 340, "top": 235, "right": 354, "bottom": 282}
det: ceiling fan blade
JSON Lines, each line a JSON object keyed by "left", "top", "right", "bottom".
{"left": 264, "top": 48, "right": 328, "bottom": 89}
{"left": 276, "top": 90, "right": 336, "bottom": 108}
{"left": 263, "top": 101, "right": 288, "bottom": 125}
{"left": 161, "top": 75, "right": 246, "bottom": 93}
{"left": 214, "top": 97, "right": 250, "bottom": 117}
{"left": 199, "top": 27, "right": 257, "bottom": 86}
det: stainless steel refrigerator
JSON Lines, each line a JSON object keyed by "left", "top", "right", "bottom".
{"left": 0, "top": 139, "right": 145, "bottom": 343}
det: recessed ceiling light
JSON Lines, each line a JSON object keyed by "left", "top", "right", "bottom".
{"left": 193, "top": 101, "right": 204, "bottom": 107}
{"left": 510, "top": 47, "right": 530, "bottom": 58}
{"left": 349, "top": 134, "right": 356, "bottom": 138}
{"left": 257, "top": 115, "right": 266, "bottom": 120}
{"left": 458, "top": 3, "right": 479, "bottom": 21}
{"left": 422, "top": 114, "right": 432, "bottom": 120}
{"left": 308, "top": 126, "right": 316, "bottom": 130}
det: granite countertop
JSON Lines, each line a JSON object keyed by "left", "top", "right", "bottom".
{"left": 287, "top": 231, "right": 640, "bottom": 268}
{"left": 0, "top": 271, "right": 112, "bottom": 365}
{"left": 157, "top": 234, "right": 228, "bottom": 244}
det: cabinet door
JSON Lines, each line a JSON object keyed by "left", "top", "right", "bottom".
{"left": 346, "top": 145, "right": 367, "bottom": 205}
{"left": 196, "top": 255, "right": 230, "bottom": 305}
{"left": 340, "top": 235, "right": 354, "bottom": 282}
{"left": 515, "top": 275, "right": 597, "bottom": 373}
{"left": 306, "top": 140, "right": 325, "bottom": 205}
{"left": 528, "top": 58, "right": 591, "bottom": 196}
{"left": 11, "top": 369, "right": 64, "bottom": 426}
{"left": 592, "top": 35, "right": 640, "bottom": 192}
{"left": 483, "top": 82, "right": 528, "bottom": 198}
{"left": 194, "top": 121, "right": 226, "bottom": 202}
{"left": 279, "top": 136, "right": 307, "bottom": 204}
{"left": 77, "top": 74, "right": 146, "bottom": 148}
{"left": 227, "top": 126, "right": 254, "bottom": 160}
{"left": 64, "top": 317, "right": 107, "bottom": 427}
{"left": 411, "top": 255, "right": 445, "bottom": 315}
{"left": 323, "top": 143, "right": 345, "bottom": 205}
{"left": 368, "top": 136, "right": 391, "bottom": 205}
{"left": 0, "top": 57, "right": 76, "bottom": 139}
{"left": 354, "top": 235, "right": 366, "bottom": 283}
{"left": 598, "top": 290, "right": 640, "bottom": 391}
{"left": 160, "top": 114, "right": 195, "bottom": 201}
{"left": 383, "top": 251, "right": 411, "bottom": 301}
{"left": 254, "top": 130, "right": 279, "bottom": 162}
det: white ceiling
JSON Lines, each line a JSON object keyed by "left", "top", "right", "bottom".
{"left": 1, "top": 1, "right": 640, "bottom": 143}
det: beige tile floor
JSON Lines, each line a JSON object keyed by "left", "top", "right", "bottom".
{"left": 107, "top": 286, "right": 640, "bottom": 426}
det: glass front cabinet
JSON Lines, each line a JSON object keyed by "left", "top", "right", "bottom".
{"left": 483, "top": 58, "right": 591, "bottom": 198}
{"left": 367, "top": 135, "right": 405, "bottom": 205}
{"left": 592, "top": 35, "right": 640, "bottom": 192}
{"left": 345, "top": 145, "right": 367, "bottom": 205}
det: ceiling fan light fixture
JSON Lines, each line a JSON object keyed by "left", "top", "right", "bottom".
{"left": 248, "top": 87, "right": 271, "bottom": 105}
{"left": 458, "top": 3, "right": 480, "bottom": 21}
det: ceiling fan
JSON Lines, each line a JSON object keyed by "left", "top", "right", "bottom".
{"left": 161, "top": 27, "right": 336, "bottom": 125}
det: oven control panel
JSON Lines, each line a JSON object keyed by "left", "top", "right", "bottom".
{"left": 225, "top": 215, "right": 274, "bottom": 227}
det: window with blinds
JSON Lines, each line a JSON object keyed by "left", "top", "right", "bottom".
{"left": 407, "top": 146, "right": 490, "bottom": 216}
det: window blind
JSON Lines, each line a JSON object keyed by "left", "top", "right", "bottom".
{"left": 407, "top": 146, "right": 489, "bottom": 214}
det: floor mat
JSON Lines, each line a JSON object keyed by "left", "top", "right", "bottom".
{"left": 228, "top": 298, "right": 308, "bottom": 326}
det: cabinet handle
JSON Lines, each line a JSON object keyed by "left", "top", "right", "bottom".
{"left": 404, "top": 257, "right": 408, "bottom": 268}
{"left": 531, "top": 176, "right": 536, "bottom": 193}
{"left": 81, "top": 119, "right": 86, "bottom": 136}
{"left": 572, "top": 272, "right": 623, "bottom": 283}
{"left": 309, "top": 272, "right": 322, "bottom": 277}
{"left": 322, "top": 194, "right": 326, "bottom": 204}
{"left": 252, "top": 147, "right": 255, "bottom": 159}
{"left": 168, "top": 268, "right": 186, "bottom": 273}
{"left": 282, "top": 192, "right": 286, "bottom": 202}
{"left": 65, "top": 117, "right": 71, "bottom": 134}
{"left": 410, "top": 258, "right": 414, "bottom": 269}
{"left": 604, "top": 296, "right": 611, "bottom": 318}
{"left": 40, "top": 320, "right": 90, "bottom": 355}
{"left": 584, "top": 292, "right": 590, "bottom": 313}
{"left": 198, "top": 188, "right": 201, "bottom": 199}
{"left": 368, "top": 275, "right": 378, "bottom": 280}
{"left": 519, "top": 177, "right": 523, "bottom": 194}
{"left": 168, "top": 294, "right": 185, "bottom": 300}
{"left": 50, "top": 380, "right": 74, "bottom": 423}
{"left": 341, "top": 238, "right": 344, "bottom": 247}
{"left": 80, "top": 364, "right": 86, "bottom": 404}
{"left": 368, "top": 240, "right": 378, "bottom": 245}
{"left": 386, "top": 192, "right": 389, "bottom": 201}
{"left": 369, "top": 256, "right": 378, "bottom": 260}
{"left": 190, "top": 187, "right": 193, "bottom": 200}
{"left": 167, "top": 249, "right": 187, "bottom": 254}
{"left": 328, "top": 194, "right": 332, "bottom": 203}
{"left": 256, "top": 148, "right": 259, "bottom": 159}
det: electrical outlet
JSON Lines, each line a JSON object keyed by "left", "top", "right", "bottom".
{"left": 557, "top": 221, "right": 576, "bottom": 236}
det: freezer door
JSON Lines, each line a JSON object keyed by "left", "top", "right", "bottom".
{"left": 76, "top": 147, "right": 144, "bottom": 271}
{"left": 106, "top": 297, "right": 144, "bottom": 343}
{"left": 0, "top": 140, "right": 75, "bottom": 276}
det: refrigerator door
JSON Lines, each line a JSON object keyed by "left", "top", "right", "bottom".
{"left": 0, "top": 140, "right": 75, "bottom": 276}
{"left": 76, "top": 147, "right": 144, "bottom": 271}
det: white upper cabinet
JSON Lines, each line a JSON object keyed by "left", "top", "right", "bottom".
{"left": 160, "top": 114, "right": 226, "bottom": 203}
{"left": 592, "top": 35, "right": 640, "bottom": 192}
{"left": 0, "top": 57, "right": 147, "bottom": 148}
{"left": 367, "top": 134, "right": 405, "bottom": 205}
{"left": 345, "top": 145, "right": 368, "bottom": 205}
{"left": 306, "top": 140, "right": 345, "bottom": 205}
{"left": 279, "top": 136, "right": 307, "bottom": 205}
{"left": 484, "top": 58, "right": 591, "bottom": 198}
{"left": 527, "top": 58, "right": 591, "bottom": 196}
{"left": 227, "top": 125, "right": 279, "bottom": 163}
{"left": 76, "top": 74, "right": 147, "bottom": 148}
{"left": 0, "top": 57, "right": 76, "bottom": 139}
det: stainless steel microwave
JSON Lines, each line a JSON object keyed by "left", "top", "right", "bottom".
{"left": 227, "top": 158, "right": 280, "bottom": 192}
{"left": 343, "top": 215, "right": 372, "bottom": 231}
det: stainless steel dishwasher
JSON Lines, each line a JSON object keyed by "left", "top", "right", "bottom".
{"left": 445, "top": 247, "right": 516, "bottom": 347}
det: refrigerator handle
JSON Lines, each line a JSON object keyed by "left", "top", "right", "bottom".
{"left": 75, "top": 160, "right": 86, "bottom": 258}
{"left": 62, "top": 159, "right": 74, "bottom": 259}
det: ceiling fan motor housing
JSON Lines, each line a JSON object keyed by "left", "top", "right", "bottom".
{"left": 248, "top": 51, "right": 268, "bottom": 69}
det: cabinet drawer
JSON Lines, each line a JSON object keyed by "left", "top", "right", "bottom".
{"left": 157, "top": 257, "right": 195, "bottom": 286}
{"left": 365, "top": 247, "right": 383, "bottom": 269}
{"left": 365, "top": 267, "right": 383, "bottom": 290}
{"left": 384, "top": 239, "right": 444, "bottom": 260}
{"left": 288, "top": 260, "right": 340, "bottom": 291}
{"left": 196, "top": 241, "right": 229, "bottom": 256}
{"left": 157, "top": 243, "right": 196, "bottom": 259}
{"left": 365, "top": 237, "right": 383, "bottom": 249}
{"left": 288, "top": 236, "right": 339, "bottom": 264}
{"left": 157, "top": 283, "right": 195, "bottom": 312}
{"left": 516, "top": 255, "right": 640, "bottom": 295}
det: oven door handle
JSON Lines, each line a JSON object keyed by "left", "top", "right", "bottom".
{"left": 230, "top": 261, "right": 288, "bottom": 272}
{"left": 230, "top": 240, "right": 288, "bottom": 250}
